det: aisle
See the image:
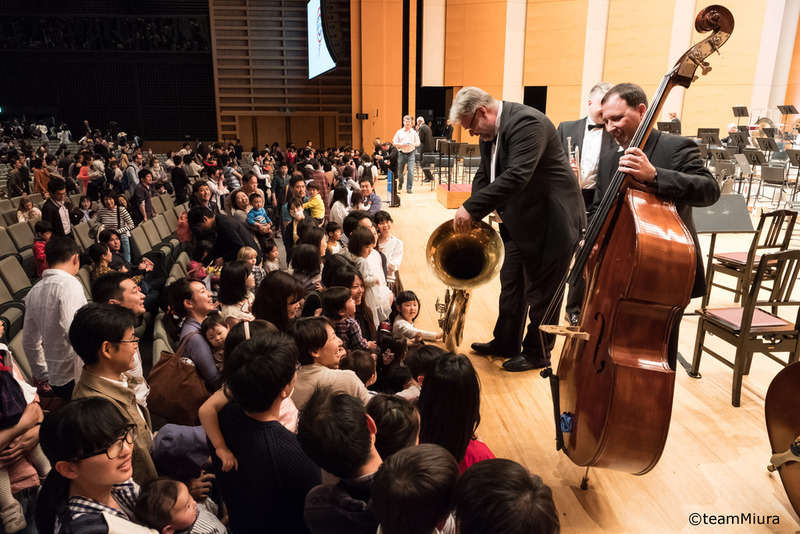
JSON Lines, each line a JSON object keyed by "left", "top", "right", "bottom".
{"left": 375, "top": 177, "right": 798, "bottom": 533}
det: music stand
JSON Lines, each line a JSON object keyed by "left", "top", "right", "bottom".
{"left": 733, "top": 153, "right": 755, "bottom": 203}
{"left": 756, "top": 136, "right": 778, "bottom": 158}
{"left": 737, "top": 125, "right": 750, "bottom": 133}
{"left": 458, "top": 144, "right": 480, "bottom": 182}
{"left": 786, "top": 149, "right": 800, "bottom": 201}
{"left": 657, "top": 122, "right": 679, "bottom": 134}
{"left": 727, "top": 132, "right": 748, "bottom": 146}
{"left": 709, "top": 148, "right": 730, "bottom": 163}
{"left": 700, "top": 133, "right": 723, "bottom": 146}
{"left": 742, "top": 148, "right": 766, "bottom": 168}
{"left": 697, "top": 127, "right": 720, "bottom": 138}
{"left": 732, "top": 105, "right": 749, "bottom": 126}
{"left": 777, "top": 105, "right": 798, "bottom": 137}
{"left": 693, "top": 194, "right": 756, "bottom": 311}
{"left": 761, "top": 127, "right": 778, "bottom": 139}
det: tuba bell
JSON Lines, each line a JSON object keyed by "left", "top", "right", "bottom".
{"left": 426, "top": 219, "right": 504, "bottom": 352}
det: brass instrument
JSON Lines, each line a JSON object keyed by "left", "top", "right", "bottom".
{"left": 426, "top": 219, "right": 504, "bottom": 352}
{"left": 567, "top": 136, "right": 581, "bottom": 182}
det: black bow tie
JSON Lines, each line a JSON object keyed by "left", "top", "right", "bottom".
{"left": 588, "top": 123, "right": 604, "bottom": 130}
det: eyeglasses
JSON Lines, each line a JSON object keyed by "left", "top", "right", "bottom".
{"left": 466, "top": 109, "right": 479, "bottom": 131}
{"left": 117, "top": 335, "right": 139, "bottom": 345}
{"left": 74, "top": 425, "right": 137, "bottom": 461}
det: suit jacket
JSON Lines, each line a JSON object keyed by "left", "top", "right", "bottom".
{"left": 557, "top": 117, "right": 617, "bottom": 181}
{"left": 462, "top": 102, "right": 585, "bottom": 267}
{"left": 418, "top": 123, "right": 434, "bottom": 153}
{"left": 593, "top": 130, "right": 719, "bottom": 297}
{"left": 41, "top": 198, "right": 72, "bottom": 237}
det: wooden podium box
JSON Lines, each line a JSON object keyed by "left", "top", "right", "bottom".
{"left": 436, "top": 183, "right": 472, "bottom": 209}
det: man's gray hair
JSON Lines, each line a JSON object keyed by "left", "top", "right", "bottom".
{"left": 449, "top": 87, "right": 497, "bottom": 124}
{"left": 416, "top": 116, "right": 424, "bottom": 124}
{"left": 403, "top": 115, "right": 414, "bottom": 123}
{"left": 589, "top": 82, "right": 613, "bottom": 100}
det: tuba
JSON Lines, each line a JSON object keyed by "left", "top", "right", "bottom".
{"left": 426, "top": 219, "right": 504, "bottom": 352}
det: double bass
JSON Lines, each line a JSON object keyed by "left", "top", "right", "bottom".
{"left": 542, "top": 5, "right": 734, "bottom": 480}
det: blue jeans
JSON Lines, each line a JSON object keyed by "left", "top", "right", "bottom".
{"left": 120, "top": 235, "right": 132, "bottom": 263}
{"left": 397, "top": 151, "right": 416, "bottom": 192}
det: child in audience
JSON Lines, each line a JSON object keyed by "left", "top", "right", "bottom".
{"left": 397, "top": 345, "right": 446, "bottom": 402}
{"left": 238, "top": 246, "right": 266, "bottom": 289}
{"left": 201, "top": 313, "right": 229, "bottom": 371}
{"left": 371, "top": 444, "right": 459, "bottom": 534}
{"left": 290, "top": 244, "right": 322, "bottom": 294}
{"left": 418, "top": 352, "right": 495, "bottom": 474}
{"left": 135, "top": 477, "right": 226, "bottom": 534}
{"left": 366, "top": 394, "right": 419, "bottom": 459}
{"left": 245, "top": 192, "right": 273, "bottom": 253}
{"left": 322, "top": 286, "right": 376, "bottom": 351}
{"left": 454, "top": 459, "right": 560, "bottom": 534}
{"left": 348, "top": 226, "right": 393, "bottom": 328}
{"left": 188, "top": 240, "right": 214, "bottom": 281}
{"left": 340, "top": 349, "right": 377, "bottom": 388}
{"left": 263, "top": 240, "right": 281, "bottom": 272}
{"left": 391, "top": 291, "right": 443, "bottom": 345}
{"left": 325, "top": 221, "right": 342, "bottom": 255}
{"left": 78, "top": 195, "right": 93, "bottom": 223}
{"left": 32, "top": 220, "right": 51, "bottom": 277}
{"left": 303, "top": 181, "right": 325, "bottom": 225}
{"left": 217, "top": 260, "right": 255, "bottom": 326}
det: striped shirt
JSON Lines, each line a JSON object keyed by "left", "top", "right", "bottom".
{"left": 96, "top": 206, "right": 135, "bottom": 237}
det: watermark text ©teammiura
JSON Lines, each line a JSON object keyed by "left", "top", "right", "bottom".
{"left": 688, "top": 512, "right": 779, "bottom": 526}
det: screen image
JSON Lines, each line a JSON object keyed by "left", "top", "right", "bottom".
{"left": 307, "top": 0, "right": 337, "bottom": 79}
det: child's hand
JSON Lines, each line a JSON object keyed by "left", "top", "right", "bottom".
{"left": 436, "top": 331, "right": 444, "bottom": 341}
{"left": 367, "top": 340, "right": 377, "bottom": 350}
{"left": 216, "top": 447, "right": 239, "bottom": 471}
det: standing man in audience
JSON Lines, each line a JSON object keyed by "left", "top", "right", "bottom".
{"left": 69, "top": 303, "right": 157, "bottom": 484}
{"left": 125, "top": 152, "right": 142, "bottom": 191}
{"left": 451, "top": 86, "right": 584, "bottom": 372}
{"left": 171, "top": 154, "right": 191, "bottom": 205}
{"left": 557, "top": 81, "right": 615, "bottom": 325}
{"left": 592, "top": 83, "right": 718, "bottom": 369}
{"left": 188, "top": 205, "right": 262, "bottom": 264}
{"left": 416, "top": 116, "right": 435, "bottom": 183}
{"left": 392, "top": 116, "right": 420, "bottom": 194}
{"left": 132, "top": 168, "right": 155, "bottom": 225}
{"left": 443, "top": 118, "right": 454, "bottom": 139}
{"left": 42, "top": 179, "right": 73, "bottom": 238}
{"left": 6, "top": 156, "right": 27, "bottom": 197}
{"left": 22, "top": 237, "right": 87, "bottom": 400}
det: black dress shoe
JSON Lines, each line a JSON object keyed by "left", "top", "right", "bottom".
{"left": 568, "top": 313, "right": 580, "bottom": 326}
{"left": 502, "top": 354, "right": 550, "bottom": 372}
{"left": 470, "top": 341, "right": 499, "bottom": 356}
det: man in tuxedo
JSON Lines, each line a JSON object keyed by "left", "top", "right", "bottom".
{"left": 451, "top": 87, "right": 584, "bottom": 372}
{"left": 593, "top": 83, "right": 719, "bottom": 369}
{"left": 557, "top": 82, "right": 615, "bottom": 325}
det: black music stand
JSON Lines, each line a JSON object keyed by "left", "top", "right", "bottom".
{"left": 742, "top": 148, "right": 767, "bottom": 168}
{"left": 439, "top": 141, "right": 458, "bottom": 190}
{"left": 657, "top": 122, "right": 679, "bottom": 134}
{"left": 756, "top": 136, "right": 778, "bottom": 159}
{"left": 786, "top": 149, "right": 800, "bottom": 201}
{"left": 762, "top": 127, "right": 778, "bottom": 139}
{"left": 458, "top": 144, "right": 480, "bottom": 182}
{"left": 701, "top": 133, "right": 723, "bottom": 146}
{"left": 732, "top": 105, "right": 749, "bottom": 126}
{"left": 737, "top": 125, "right": 750, "bottom": 133}
{"left": 709, "top": 148, "right": 730, "bottom": 163}
{"left": 727, "top": 132, "right": 748, "bottom": 147}
{"left": 693, "top": 194, "right": 755, "bottom": 312}
{"left": 778, "top": 105, "right": 798, "bottom": 137}
{"left": 697, "top": 127, "right": 720, "bottom": 138}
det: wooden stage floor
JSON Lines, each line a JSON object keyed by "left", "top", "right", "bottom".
{"left": 378, "top": 178, "right": 800, "bottom": 533}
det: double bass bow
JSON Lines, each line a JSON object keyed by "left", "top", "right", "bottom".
{"left": 540, "top": 5, "right": 734, "bottom": 480}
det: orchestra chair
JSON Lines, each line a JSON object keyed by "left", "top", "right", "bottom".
{"left": 691, "top": 249, "right": 800, "bottom": 407}
{"left": 703, "top": 209, "right": 797, "bottom": 308}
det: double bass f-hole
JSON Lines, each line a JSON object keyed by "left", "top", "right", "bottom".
{"left": 591, "top": 313, "right": 605, "bottom": 373}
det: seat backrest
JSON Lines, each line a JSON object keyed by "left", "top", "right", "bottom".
{"left": 0, "top": 199, "right": 11, "bottom": 213}
{"left": 6, "top": 221, "right": 35, "bottom": 252}
{"left": 28, "top": 193, "right": 42, "bottom": 205}
{"left": 169, "top": 262, "right": 185, "bottom": 281}
{"left": 72, "top": 222, "right": 94, "bottom": 251}
{"left": 142, "top": 220, "right": 162, "bottom": 248}
{"left": 746, "top": 249, "right": 800, "bottom": 327}
{"left": 161, "top": 194, "right": 175, "bottom": 211}
{"left": 8, "top": 333, "right": 32, "bottom": 383}
{"left": 151, "top": 195, "right": 165, "bottom": 214}
{"left": 754, "top": 210, "right": 798, "bottom": 256}
{"left": 174, "top": 204, "right": 187, "bottom": 215}
{"left": 0, "top": 227, "right": 19, "bottom": 259}
{"left": 163, "top": 210, "right": 178, "bottom": 232}
{"left": 175, "top": 251, "right": 191, "bottom": 273}
{"left": 129, "top": 226, "right": 153, "bottom": 262}
{"left": 153, "top": 216, "right": 171, "bottom": 241}
{"left": 76, "top": 266, "right": 93, "bottom": 301}
{"left": 69, "top": 193, "right": 82, "bottom": 206}
{"left": 8, "top": 196, "right": 20, "bottom": 209}
{"left": 2, "top": 209, "right": 18, "bottom": 226}
{"left": 0, "top": 256, "right": 31, "bottom": 300}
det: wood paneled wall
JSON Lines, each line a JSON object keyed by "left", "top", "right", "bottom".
{"left": 208, "top": 0, "right": 351, "bottom": 148}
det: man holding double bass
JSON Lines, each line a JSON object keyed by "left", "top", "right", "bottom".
{"left": 591, "top": 83, "right": 719, "bottom": 369}
{"left": 451, "top": 86, "right": 585, "bottom": 372}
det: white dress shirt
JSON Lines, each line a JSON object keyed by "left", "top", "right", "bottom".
{"left": 580, "top": 120, "right": 603, "bottom": 189}
{"left": 392, "top": 128, "right": 420, "bottom": 154}
{"left": 22, "top": 269, "right": 88, "bottom": 386}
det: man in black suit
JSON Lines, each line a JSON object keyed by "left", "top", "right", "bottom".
{"left": 557, "top": 82, "right": 615, "bottom": 325}
{"left": 416, "top": 116, "right": 435, "bottom": 182}
{"left": 451, "top": 87, "right": 585, "bottom": 372}
{"left": 593, "top": 83, "right": 719, "bottom": 369}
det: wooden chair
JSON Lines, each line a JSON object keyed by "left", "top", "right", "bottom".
{"left": 691, "top": 249, "right": 800, "bottom": 406}
{"left": 704, "top": 209, "right": 797, "bottom": 307}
